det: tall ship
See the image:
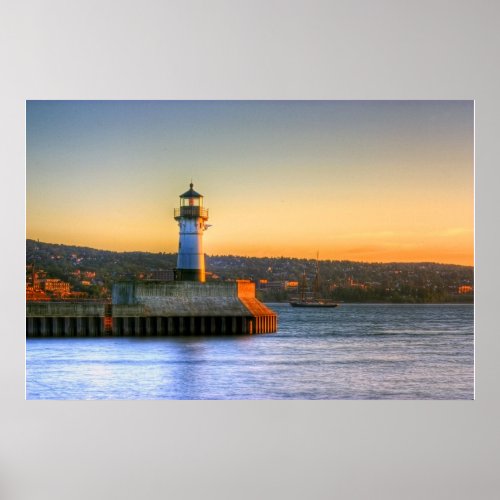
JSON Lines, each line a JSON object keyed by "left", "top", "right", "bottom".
{"left": 289, "top": 255, "right": 339, "bottom": 308}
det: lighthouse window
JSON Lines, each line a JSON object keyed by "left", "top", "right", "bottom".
{"left": 182, "top": 197, "right": 200, "bottom": 207}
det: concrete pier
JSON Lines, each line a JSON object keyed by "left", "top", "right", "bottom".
{"left": 26, "top": 281, "right": 277, "bottom": 337}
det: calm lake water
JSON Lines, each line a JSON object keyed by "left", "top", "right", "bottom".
{"left": 26, "top": 304, "right": 474, "bottom": 400}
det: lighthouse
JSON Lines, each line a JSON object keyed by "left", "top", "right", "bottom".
{"left": 174, "top": 182, "right": 209, "bottom": 282}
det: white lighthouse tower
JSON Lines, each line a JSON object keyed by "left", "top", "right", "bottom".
{"left": 174, "top": 182, "right": 209, "bottom": 282}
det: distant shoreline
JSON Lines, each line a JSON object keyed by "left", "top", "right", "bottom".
{"left": 26, "top": 239, "right": 474, "bottom": 303}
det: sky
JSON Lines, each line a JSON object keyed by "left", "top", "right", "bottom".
{"left": 26, "top": 100, "right": 474, "bottom": 265}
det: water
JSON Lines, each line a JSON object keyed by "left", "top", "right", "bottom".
{"left": 26, "top": 304, "right": 474, "bottom": 400}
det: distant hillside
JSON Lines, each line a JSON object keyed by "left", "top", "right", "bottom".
{"left": 26, "top": 239, "right": 474, "bottom": 303}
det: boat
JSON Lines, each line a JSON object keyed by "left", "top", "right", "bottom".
{"left": 289, "top": 255, "right": 339, "bottom": 308}
{"left": 290, "top": 300, "right": 338, "bottom": 308}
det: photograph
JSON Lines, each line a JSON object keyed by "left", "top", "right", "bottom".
{"left": 25, "top": 100, "right": 474, "bottom": 400}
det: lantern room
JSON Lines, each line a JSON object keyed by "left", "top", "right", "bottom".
{"left": 180, "top": 183, "right": 203, "bottom": 207}
{"left": 174, "top": 182, "right": 208, "bottom": 220}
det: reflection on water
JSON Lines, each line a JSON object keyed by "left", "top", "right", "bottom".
{"left": 26, "top": 304, "right": 474, "bottom": 400}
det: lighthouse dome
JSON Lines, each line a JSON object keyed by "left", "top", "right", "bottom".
{"left": 180, "top": 183, "right": 202, "bottom": 198}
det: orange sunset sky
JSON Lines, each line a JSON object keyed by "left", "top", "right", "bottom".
{"left": 26, "top": 100, "right": 474, "bottom": 265}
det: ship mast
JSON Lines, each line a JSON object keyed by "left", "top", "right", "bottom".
{"left": 300, "top": 271, "right": 307, "bottom": 301}
{"left": 313, "top": 251, "right": 320, "bottom": 299}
